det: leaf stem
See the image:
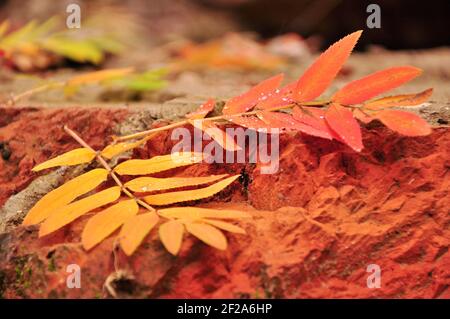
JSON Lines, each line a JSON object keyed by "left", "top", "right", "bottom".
{"left": 63, "top": 125, "right": 156, "bottom": 212}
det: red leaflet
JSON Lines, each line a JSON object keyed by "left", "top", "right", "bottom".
{"left": 353, "top": 108, "right": 373, "bottom": 124}
{"left": 325, "top": 103, "right": 363, "bottom": 152}
{"left": 222, "top": 73, "right": 284, "bottom": 115}
{"left": 186, "top": 98, "right": 215, "bottom": 119}
{"left": 225, "top": 115, "right": 273, "bottom": 132}
{"left": 292, "top": 30, "right": 362, "bottom": 103}
{"left": 256, "top": 81, "right": 296, "bottom": 110}
{"left": 374, "top": 110, "right": 432, "bottom": 136}
{"left": 364, "top": 88, "right": 433, "bottom": 110}
{"left": 332, "top": 66, "right": 422, "bottom": 105}
{"left": 291, "top": 107, "right": 333, "bottom": 139}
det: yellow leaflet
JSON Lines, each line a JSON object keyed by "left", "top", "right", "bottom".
{"left": 0, "top": 20, "right": 10, "bottom": 38}
{"left": 114, "top": 152, "right": 204, "bottom": 176}
{"left": 202, "top": 219, "right": 246, "bottom": 234}
{"left": 100, "top": 133, "right": 157, "bottom": 159}
{"left": 189, "top": 120, "right": 241, "bottom": 152}
{"left": 159, "top": 220, "right": 184, "bottom": 255}
{"left": 67, "top": 67, "right": 134, "bottom": 86}
{"left": 22, "top": 168, "right": 109, "bottom": 225}
{"left": 124, "top": 174, "right": 228, "bottom": 193}
{"left": 32, "top": 148, "right": 96, "bottom": 172}
{"left": 144, "top": 175, "right": 239, "bottom": 206}
{"left": 39, "top": 186, "right": 121, "bottom": 237}
{"left": 81, "top": 199, "right": 139, "bottom": 250}
{"left": 185, "top": 222, "right": 227, "bottom": 250}
{"left": 119, "top": 212, "right": 159, "bottom": 256}
{"left": 158, "top": 206, "right": 250, "bottom": 220}
{"left": 364, "top": 88, "right": 433, "bottom": 110}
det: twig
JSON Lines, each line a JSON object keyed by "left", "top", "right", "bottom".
{"left": 63, "top": 125, "right": 156, "bottom": 212}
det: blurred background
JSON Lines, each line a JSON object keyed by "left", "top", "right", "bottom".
{"left": 1, "top": 0, "right": 449, "bottom": 50}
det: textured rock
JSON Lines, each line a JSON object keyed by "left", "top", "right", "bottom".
{"left": 0, "top": 121, "right": 448, "bottom": 298}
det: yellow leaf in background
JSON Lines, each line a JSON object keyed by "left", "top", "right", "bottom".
{"left": 185, "top": 222, "right": 227, "bottom": 250}
{"left": 119, "top": 212, "right": 159, "bottom": 256}
{"left": 114, "top": 152, "right": 204, "bottom": 176}
{"left": 100, "top": 133, "right": 157, "bottom": 159}
{"left": 159, "top": 220, "right": 184, "bottom": 255}
{"left": 39, "top": 186, "right": 121, "bottom": 237}
{"left": 190, "top": 120, "right": 241, "bottom": 152}
{"left": 81, "top": 199, "right": 139, "bottom": 250}
{"left": 144, "top": 175, "right": 239, "bottom": 206}
{"left": 32, "top": 148, "right": 96, "bottom": 172}
{"left": 22, "top": 168, "right": 109, "bottom": 225}
{"left": 364, "top": 88, "right": 433, "bottom": 110}
{"left": 67, "top": 67, "right": 134, "bottom": 86}
{"left": 202, "top": 219, "right": 246, "bottom": 234}
{"left": 0, "top": 20, "right": 10, "bottom": 38}
{"left": 124, "top": 174, "right": 228, "bottom": 193}
{"left": 158, "top": 206, "right": 250, "bottom": 220}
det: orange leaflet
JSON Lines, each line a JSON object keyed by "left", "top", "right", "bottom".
{"left": 225, "top": 115, "right": 273, "bottom": 132}
{"left": 374, "top": 110, "right": 432, "bottom": 136}
{"left": 332, "top": 66, "right": 422, "bottom": 105}
{"left": 186, "top": 98, "right": 216, "bottom": 119}
{"left": 353, "top": 108, "right": 373, "bottom": 124}
{"left": 256, "top": 110, "right": 332, "bottom": 139}
{"left": 256, "top": 81, "right": 296, "bottom": 110}
{"left": 292, "top": 30, "right": 362, "bottom": 103}
{"left": 325, "top": 103, "right": 363, "bottom": 152}
{"left": 190, "top": 120, "right": 241, "bottom": 151}
{"left": 222, "top": 73, "right": 284, "bottom": 115}
{"left": 119, "top": 212, "right": 159, "bottom": 256}
{"left": 364, "top": 88, "right": 433, "bottom": 110}
{"left": 291, "top": 107, "right": 333, "bottom": 139}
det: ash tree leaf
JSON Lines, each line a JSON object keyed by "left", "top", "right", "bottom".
{"left": 144, "top": 175, "right": 239, "bottom": 206}
{"left": 190, "top": 120, "right": 241, "bottom": 151}
{"left": 186, "top": 98, "right": 216, "bottom": 119}
{"left": 114, "top": 152, "right": 204, "bottom": 175}
{"left": 22, "top": 168, "right": 109, "bottom": 225}
{"left": 364, "top": 88, "right": 433, "bottom": 110}
{"left": 100, "top": 136, "right": 151, "bottom": 159}
{"left": 81, "top": 199, "right": 139, "bottom": 250}
{"left": 222, "top": 73, "right": 284, "bottom": 115}
{"left": 32, "top": 148, "right": 96, "bottom": 172}
{"left": 119, "top": 212, "right": 159, "bottom": 256}
{"left": 124, "top": 174, "right": 228, "bottom": 193}
{"left": 332, "top": 66, "right": 422, "bottom": 105}
{"left": 256, "top": 81, "right": 296, "bottom": 110}
{"left": 185, "top": 222, "right": 228, "bottom": 250}
{"left": 159, "top": 220, "right": 184, "bottom": 255}
{"left": 158, "top": 207, "right": 250, "bottom": 220}
{"left": 325, "top": 103, "right": 363, "bottom": 152}
{"left": 352, "top": 109, "right": 374, "bottom": 124}
{"left": 39, "top": 186, "right": 121, "bottom": 237}
{"left": 293, "top": 30, "right": 362, "bottom": 103}
{"left": 374, "top": 110, "right": 432, "bottom": 136}
{"left": 225, "top": 115, "right": 274, "bottom": 132}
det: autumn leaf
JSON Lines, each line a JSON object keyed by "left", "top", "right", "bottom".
{"left": 190, "top": 120, "right": 241, "bottom": 151}
{"left": 293, "top": 30, "right": 362, "bottom": 102}
{"left": 291, "top": 107, "right": 333, "bottom": 139}
{"left": 256, "top": 81, "right": 296, "bottom": 110}
{"left": 185, "top": 222, "right": 227, "bottom": 250}
{"left": 144, "top": 175, "right": 239, "bottom": 206}
{"left": 119, "top": 212, "right": 159, "bottom": 256}
{"left": 124, "top": 174, "right": 228, "bottom": 192}
{"left": 332, "top": 66, "right": 422, "bottom": 105}
{"left": 81, "top": 199, "right": 139, "bottom": 250}
{"left": 353, "top": 108, "right": 374, "bottom": 124}
{"left": 225, "top": 115, "right": 274, "bottom": 132}
{"left": 374, "top": 110, "right": 432, "bottom": 136}
{"left": 186, "top": 98, "right": 215, "bottom": 119}
{"left": 158, "top": 206, "right": 250, "bottom": 220}
{"left": 66, "top": 68, "right": 134, "bottom": 86}
{"left": 32, "top": 148, "right": 96, "bottom": 171}
{"left": 22, "top": 168, "right": 109, "bottom": 225}
{"left": 101, "top": 135, "right": 153, "bottom": 159}
{"left": 202, "top": 219, "right": 246, "bottom": 234}
{"left": 114, "top": 152, "right": 204, "bottom": 175}
{"left": 39, "top": 186, "right": 121, "bottom": 237}
{"left": 222, "top": 73, "right": 284, "bottom": 115}
{"left": 325, "top": 103, "right": 363, "bottom": 152}
{"left": 159, "top": 220, "right": 184, "bottom": 255}
{"left": 364, "top": 88, "right": 433, "bottom": 110}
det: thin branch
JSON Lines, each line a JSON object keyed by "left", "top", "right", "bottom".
{"left": 63, "top": 125, "right": 156, "bottom": 212}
